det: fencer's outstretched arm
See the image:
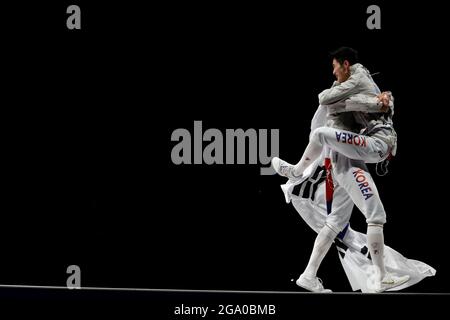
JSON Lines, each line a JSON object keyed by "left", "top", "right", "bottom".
{"left": 311, "top": 91, "right": 394, "bottom": 136}
{"left": 318, "top": 64, "right": 391, "bottom": 110}
{"left": 343, "top": 92, "right": 394, "bottom": 113}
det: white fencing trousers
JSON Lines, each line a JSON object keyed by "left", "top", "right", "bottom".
{"left": 282, "top": 152, "right": 387, "bottom": 232}
{"left": 310, "top": 126, "right": 389, "bottom": 164}
{"left": 330, "top": 152, "right": 387, "bottom": 226}
{"left": 330, "top": 152, "right": 386, "bottom": 231}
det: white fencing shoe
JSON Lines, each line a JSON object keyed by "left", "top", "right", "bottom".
{"left": 375, "top": 273, "right": 410, "bottom": 293}
{"left": 296, "top": 273, "right": 332, "bottom": 293}
{"left": 271, "top": 157, "right": 302, "bottom": 181}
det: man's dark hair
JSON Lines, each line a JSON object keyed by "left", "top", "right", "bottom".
{"left": 330, "top": 47, "right": 359, "bottom": 65}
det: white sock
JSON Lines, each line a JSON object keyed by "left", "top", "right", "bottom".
{"left": 303, "top": 225, "right": 337, "bottom": 278}
{"left": 367, "top": 224, "right": 386, "bottom": 280}
{"left": 293, "top": 140, "right": 323, "bottom": 177}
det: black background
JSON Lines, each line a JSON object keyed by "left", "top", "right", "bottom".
{"left": 1, "top": 0, "right": 449, "bottom": 298}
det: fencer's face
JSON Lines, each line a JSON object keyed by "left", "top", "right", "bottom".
{"left": 332, "top": 58, "right": 351, "bottom": 83}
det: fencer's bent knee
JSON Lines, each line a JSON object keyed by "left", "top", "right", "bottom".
{"left": 310, "top": 127, "right": 328, "bottom": 145}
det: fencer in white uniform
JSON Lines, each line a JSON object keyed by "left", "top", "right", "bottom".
{"left": 272, "top": 47, "right": 409, "bottom": 292}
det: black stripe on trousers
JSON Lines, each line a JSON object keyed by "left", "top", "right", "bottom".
{"left": 292, "top": 166, "right": 326, "bottom": 200}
